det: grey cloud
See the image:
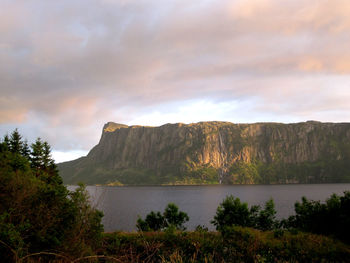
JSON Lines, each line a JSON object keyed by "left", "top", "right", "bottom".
{"left": 1, "top": 0, "right": 350, "bottom": 151}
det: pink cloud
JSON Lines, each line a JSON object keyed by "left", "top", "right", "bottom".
{"left": 1, "top": 0, "right": 350, "bottom": 151}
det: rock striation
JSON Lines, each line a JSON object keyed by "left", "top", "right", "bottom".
{"left": 58, "top": 121, "right": 350, "bottom": 185}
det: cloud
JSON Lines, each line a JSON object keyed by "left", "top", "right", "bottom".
{"left": 0, "top": 0, "right": 350, "bottom": 155}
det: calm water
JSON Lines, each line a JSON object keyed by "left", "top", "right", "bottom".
{"left": 68, "top": 184, "right": 350, "bottom": 232}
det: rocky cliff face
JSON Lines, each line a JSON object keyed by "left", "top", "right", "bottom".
{"left": 58, "top": 121, "right": 350, "bottom": 185}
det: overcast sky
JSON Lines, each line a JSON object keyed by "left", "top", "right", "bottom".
{"left": 1, "top": 0, "right": 350, "bottom": 162}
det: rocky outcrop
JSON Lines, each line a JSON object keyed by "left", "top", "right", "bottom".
{"left": 58, "top": 121, "right": 350, "bottom": 185}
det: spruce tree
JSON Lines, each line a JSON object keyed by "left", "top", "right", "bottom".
{"left": 42, "top": 141, "right": 52, "bottom": 168}
{"left": 42, "top": 141, "right": 60, "bottom": 182}
{"left": 3, "top": 134, "right": 10, "bottom": 151}
{"left": 30, "top": 138, "right": 44, "bottom": 175}
{"left": 21, "top": 140, "right": 31, "bottom": 159}
{"left": 9, "top": 129, "right": 23, "bottom": 154}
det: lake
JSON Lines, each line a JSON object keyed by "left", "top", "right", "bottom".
{"left": 69, "top": 184, "right": 350, "bottom": 232}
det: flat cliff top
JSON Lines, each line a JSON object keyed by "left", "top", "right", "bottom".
{"left": 103, "top": 122, "right": 129, "bottom": 132}
{"left": 102, "top": 120, "right": 344, "bottom": 133}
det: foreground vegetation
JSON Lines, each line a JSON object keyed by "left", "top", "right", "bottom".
{"left": 0, "top": 130, "right": 103, "bottom": 262}
{"left": 101, "top": 228, "right": 350, "bottom": 263}
{"left": 1, "top": 130, "right": 350, "bottom": 262}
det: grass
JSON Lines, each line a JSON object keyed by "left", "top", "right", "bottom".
{"left": 3, "top": 228, "right": 350, "bottom": 262}
{"left": 99, "top": 228, "right": 350, "bottom": 263}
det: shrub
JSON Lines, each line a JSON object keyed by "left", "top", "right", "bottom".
{"left": 164, "top": 203, "right": 190, "bottom": 230}
{"left": 256, "top": 198, "right": 277, "bottom": 230}
{"left": 284, "top": 192, "right": 350, "bottom": 243}
{"left": 211, "top": 195, "right": 278, "bottom": 232}
{"left": 211, "top": 195, "right": 253, "bottom": 231}
{"left": 137, "top": 203, "right": 189, "bottom": 231}
{"left": 137, "top": 211, "right": 164, "bottom": 231}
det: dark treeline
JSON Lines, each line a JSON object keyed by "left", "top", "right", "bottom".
{"left": 1, "top": 130, "right": 350, "bottom": 262}
{"left": 0, "top": 130, "right": 103, "bottom": 262}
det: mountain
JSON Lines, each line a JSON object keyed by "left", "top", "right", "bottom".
{"left": 58, "top": 121, "right": 350, "bottom": 185}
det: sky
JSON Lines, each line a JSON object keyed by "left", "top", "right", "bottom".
{"left": 1, "top": 0, "right": 350, "bottom": 162}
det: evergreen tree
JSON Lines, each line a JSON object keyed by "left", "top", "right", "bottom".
{"left": 3, "top": 134, "right": 10, "bottom": 151}
{"left": 20, "top": 140, "right": 30, "bottom": 159}
{"left": 42, "top": 141, "right": 60, "bottom": 184}
{"left": 0, "top": 130, "right": 104, "bottom": 261}
{"left": 9, "top": 129, "right": 23, "bottom": 154}
{"left": 1, "top": 131, "right": 29, "bottom": 172}
{"left": 30, "top": 138, "right": 44, "bottom": 175}
{"left": 42, "top": 141, "right": 53, "bottom": 168}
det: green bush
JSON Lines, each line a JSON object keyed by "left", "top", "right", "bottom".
{"left": 256, "top": 198, "right": 277, "bottom": 231}
{"left": 137, "top": 203, "right": 189, "bottom": 231}
{"left": 211, "top": 195, "right": 278, "bottom": 232}
{"left": 283, "top": 192, "right": 350, "bottom": 243}
{"left": 211, "top": 195, "right": 253, "bottom": 230}
{"left": 137, "top": 211, "right": 164, "bottom": 231}
{"left": 164, "top": 203, "right": 190, "bottom": 230}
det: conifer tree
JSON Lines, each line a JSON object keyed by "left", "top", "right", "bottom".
{"left": 21, "top": 139, "right": 31, "bottom": 158}
{"left": 42, "top": 141, "right": 52, "bottom": 168}
{"left": 9, "top": 129, "right": 22, "bottom": 154}
{"left": 42, "top": 141, "right": 60, "bottom": 181}
{"left": 3, "top": 134, "right": 10, "bottom": 150}
{"left": 2, "top": 131, "right": 29, "bottom": 172}
{"left": 29, "top": 138, "right": 59, "bottom": 181}
{"left": 30, "top": 138, "right": 44, "bottom": 174}
{"left": 0, "top": 130, "right": 104, "bottom": 259}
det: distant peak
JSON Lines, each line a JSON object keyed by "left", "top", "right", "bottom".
{"left": 103, "top": 122, "right": 128, "bottom": 132}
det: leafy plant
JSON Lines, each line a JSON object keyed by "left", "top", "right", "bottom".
{"left": 137, "top": 203, "right": 189, "bottom": 231}
{"left": 283, "top": 192, "right": 350, "bottom": 243}
{"left": 137, "top": 211, "right": 165, "bottom": 231}
{"left": 211, "top": 195, "right": 278, "bottom": 232}
{"left": 256, "top": 198, "right": 277, "bottom": 230}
